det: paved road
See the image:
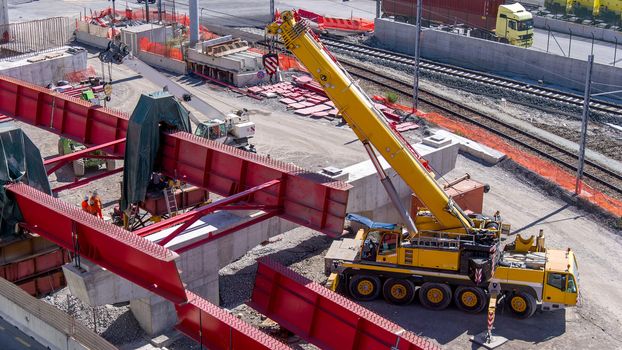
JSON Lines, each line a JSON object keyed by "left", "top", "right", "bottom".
{"left": 0, "top": 317, "right": 48, "bottom": 350}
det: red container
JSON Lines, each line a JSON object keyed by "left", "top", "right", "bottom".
{"left": 382, "top": 0, "right": 504, "bottom": 31}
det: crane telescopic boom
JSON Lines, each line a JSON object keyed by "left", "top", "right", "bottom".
{"left": 267, "top": 11, "right": 473, "bottom": 233}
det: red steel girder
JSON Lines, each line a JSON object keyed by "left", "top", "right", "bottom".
{"left": 44, "top": 138, "right": 126, "bottom": 175}
{"left": 175, "top": 210, "right": 279, "bottom": 254}
{"left": 0, "top": 76, "right": 128, "bottom": 155}
{"left": 176, "top": 290, "right": 290, "bottom": 350}
{"left": 150, "top": 179, "right": 281, "bottom": 246}
{"left": 249, "top": 257, "right": 439, "bottom": 350}
{"left": 8, "top": 183, "right": 291, "bottom": 349}
{"left": 51, "top": 167, "right": 124, "bottom": 193}
{"left": 159, "top": 132, "right": 350, "bottom": 237}
{"left": 6, "top": 182, "right": 187, "bottom": 303}
{"left": 0, "top": 75, "right": 351, "bottom": 237}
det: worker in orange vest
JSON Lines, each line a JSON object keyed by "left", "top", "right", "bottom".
{"left": 90, "top": 190, "right": 103, "bottom": 219}
{"left": 81, "top": 195, "right": 90, "bottom": 213}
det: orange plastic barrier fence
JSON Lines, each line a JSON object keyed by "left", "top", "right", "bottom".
{"left": 318, "top": 17, "right": 375, "bottom": 32}
{"left": 248, "top": 48, "right": 308, "bottom": 73}
{"left": 138, "top": 37, "right": 183, "bottom": 61}
{"left": 373, "top": 96, "right": 622, "bottom": 218}
{"left": 83, "top": 8, "right": 218, "bottom": 41}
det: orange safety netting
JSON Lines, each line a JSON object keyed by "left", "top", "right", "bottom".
{"left": 138, "top": 37, "right": 183, "bottom": 61}
{"left": 373, "top": 96, "right": 622, "bottom": 217}
{"left": 248, "top": 48, "right": 308, "bottom": 72}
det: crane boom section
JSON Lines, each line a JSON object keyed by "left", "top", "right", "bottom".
{"left": 268, "top": 12, "right": 472, "bottom": 231}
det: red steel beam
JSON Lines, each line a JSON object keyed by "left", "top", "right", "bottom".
{"left": 159, "top": 132, "right": 350, "bottom": 237}
{"left": 154, "top": 179, "right": 281, "bottom": 246}
{"left": 176, "top": 290, "right": 290, "bottom": 350}
{"left": 175, "top": 210, "right": 279, "bottom": 254}
{"left": 7, "top": 183, "right": 291, "bottom": 349}
{"left": 0, "top": 75, "right": 350, "bottom": 237}
{"left": 51, "top": 167, "right": 124, "bottom": 193}
{"left": 44, "top": 138, "right": 126, "bottom": 175}
{"left": 249, "top": 257, "right": 439, "bottom": 350}
{"left": 7, "top": 182, "right": 187, "bottom": 303}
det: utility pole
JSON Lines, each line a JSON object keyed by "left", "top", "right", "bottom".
{"left": 270, "top": 0, "right": 275, "bottom": 20}
{"left": 145, "top": 1, "right": 150, "bottom": 23}
{"left": 575, "top": 54, "right": 594, "bottom": 195}
{"left": 158, "top": 0, "right": 162, "bottom": 22}
{"left": 412, "top": 0, "right": 422, "bottom": 112}
{"left": 376, "top": 0, "right": 381, "bottom": 19}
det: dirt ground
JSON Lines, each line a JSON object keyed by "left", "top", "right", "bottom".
{"left": 13, "top": 46, "right": 622, "bottom": 350}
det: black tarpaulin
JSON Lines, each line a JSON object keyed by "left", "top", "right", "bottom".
{"left": 0, "top": 123, "right": 51, "bottom": 238}
{"left": 121, "top": 91, "right": 191, "bottom": 211}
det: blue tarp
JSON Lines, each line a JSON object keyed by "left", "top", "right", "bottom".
{"left": 346, "top": 213, "right": 397, "bottom": 230}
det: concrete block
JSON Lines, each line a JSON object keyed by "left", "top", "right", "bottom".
{"left": 433, "top": 129, "right": 506, "bottom": 164}
{"left": 76, "top": 31, "right": 110, "bottom": 49}
{"left": 138, "top": 50, "right": 187, "bottom": 74}
{"left": 0, "top": 47, "right": 87, "bottom": 86}
{"left": 63, "top": 261, "right": 152, "bottom": 306}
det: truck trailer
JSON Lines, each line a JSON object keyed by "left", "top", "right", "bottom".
{"left": 382, "top": 0, "right": 534, "bottom": 47}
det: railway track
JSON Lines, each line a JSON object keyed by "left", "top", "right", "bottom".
{"left": 338, "top": 60, "right": 622, "bottom": 197}
{"left": 322, "top": 38, "right": 622, "bottom": 116}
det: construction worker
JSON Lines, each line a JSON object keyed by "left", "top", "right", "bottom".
{"left": 81, "top": 195, "right": 90, "bottom": 212}
{"left": 90, "top": 190, "right": 103, "bottom": 219}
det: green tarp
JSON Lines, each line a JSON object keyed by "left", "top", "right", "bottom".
{"left": 0, "top": 123, "right": 51, "bottom": 238}
{"left": 121, "top": 91, "right": 191, "bottom": 211}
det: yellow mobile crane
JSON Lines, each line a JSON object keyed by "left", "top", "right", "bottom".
{"left": 267, "top": 11, "right": 579, "bottom": 319}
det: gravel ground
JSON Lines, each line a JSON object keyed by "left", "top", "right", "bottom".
{"left": 42, "top": 288, "right": 145, "bottom": 346}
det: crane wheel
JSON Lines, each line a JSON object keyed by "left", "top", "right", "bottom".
{"left": 348, "top": 275, "right": 381, "bottom": 301}
{"left": 419, "top": 282, "right": 452, "bottom": 310}
{"left": 507, "top": 292, "right": 537, "bottom": 319}
{"left": 382, "top": 278, "right": 415, "bottom": 305}
{"left": 454, "top": 286, "right": 487, "bottom": 313}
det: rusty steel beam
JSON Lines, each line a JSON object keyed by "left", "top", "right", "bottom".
{"left": 249, "top": 257, "right": 439, "bottom": 350}
{"left": 0, "top": 75, "right": 350, "bottom": 237}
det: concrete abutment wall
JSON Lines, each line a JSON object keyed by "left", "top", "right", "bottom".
{"left": 374, "top": 18, "right": 622, "bottom": 99}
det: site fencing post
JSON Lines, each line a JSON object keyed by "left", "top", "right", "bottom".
{"left": 614, "top": 38, "right": 618, "bottom": 67}
{"left": 568, "top": 28, "right": 572, "bottom": 57}
{"left": 546, "top": 25, "right": 551, "bottom": 53}
{"left": 270, "top": 0, "right": 275, "bottom": 20}
{"left": 413, "top": 0, "right": 422, "bottom": 112}
{"left": 590, "top": 33, "right": 594, "bottom": 55}
{"left": 575, "top": 54, "right": 594, "bottom": 195}
{"left": 376, "top": 0, "right": 381, "bottom": 19}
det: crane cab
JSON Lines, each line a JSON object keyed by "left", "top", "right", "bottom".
{"left": 541, "top": 249, "right": 579, "bottom": 309}
{"left": 496, "top": 3, "right": 534, "bottom": 47}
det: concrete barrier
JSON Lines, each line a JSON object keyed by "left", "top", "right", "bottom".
{"left": 75, "top": 31, "right": 110, "bottom": 49}
{"left": 0, "top": 47, "right": 88, "bottom": 86}
{"left": 0, "top": 277, "right": 115, "bottom": 350}
{"left": 534, "top": 16, "right": 622, "bottom": 44}
{"left": 138, "top": 50, "right": 187, "bottom": 74}
{"left": 374, "top": 18, "right": 622, "bottom": 98}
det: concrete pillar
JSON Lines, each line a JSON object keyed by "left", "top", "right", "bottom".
{"left": 189, "top": 0, "right": 199, "bottom": 47}
{"left": 0, "top": 0, "right": 7, "bottom": 26}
